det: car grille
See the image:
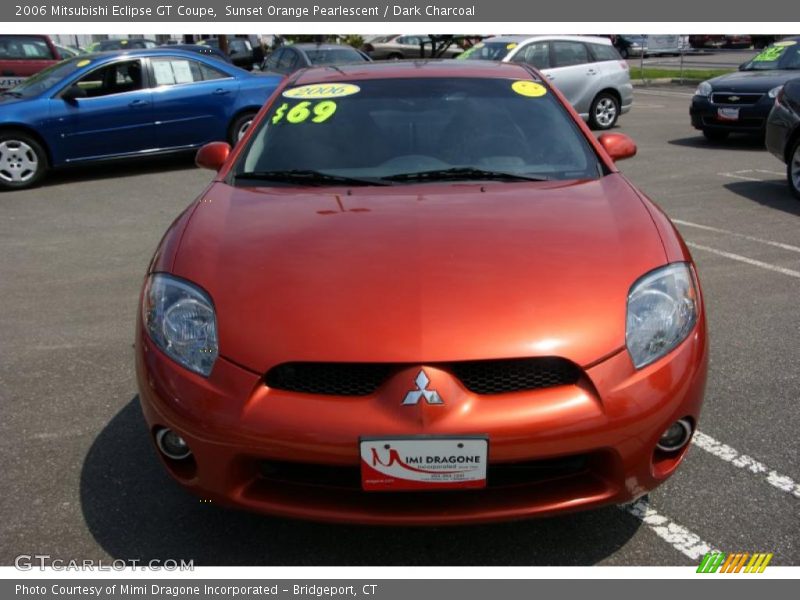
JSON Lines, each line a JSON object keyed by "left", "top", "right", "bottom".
{"left": 257, "top": 453, "right": 592, "bottom": 490}
{"left": 711, "top": 92, "right": 763, "bottom": 105}
{"left": 265, "top": 357, "right": 581, "bottom": 396}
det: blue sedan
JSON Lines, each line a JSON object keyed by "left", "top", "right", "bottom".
{"left": 0, "top": 49, "right": 282, "bottom": 190}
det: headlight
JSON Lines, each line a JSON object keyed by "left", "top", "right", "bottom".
{"left": 142, "top": 274, "right": 218, "bottom": 377}
{"left": 768, "top": 85, "right": 783, "bottom": 99}
{"left": 626, "top": 263, "right": 698, "bottom": 369}
{"left": 694, "top": 81, "right": 712, "bottom": 98}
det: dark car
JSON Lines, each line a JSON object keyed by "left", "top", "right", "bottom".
{"left": 765, "top": 77, "right": 800, "bottom": 198}
{"left": 0, "top": 49, "right": 281, "bottom": 190}
{"left": 690, "top": 38, "right": 800, "bottom": 141}
{"left": 155, "top": 44, "right": 233, "bottom": 64}
{"left": 261, "top": 43, "right": 370, "bottom": 75}
{"left": 0, "top": 35, "right": 63, "bottom": 90}
{"left": 198, "top": 38, "right": 262, "bottom": 71}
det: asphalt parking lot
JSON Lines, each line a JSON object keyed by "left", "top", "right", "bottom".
{"left": 0, "top": 86, "right": 798, "bottom": 566}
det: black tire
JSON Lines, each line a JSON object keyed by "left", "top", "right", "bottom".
{"left": 0, "top": 130, "right": 48, "bottom": 191}
{"left": 588, "top": 92, "right": 620, "bottom": 130}
{"left": 228, "top": 111, "right": 257, "bottom": 145}
{"left": 387, "top": 53, "right": 403, "bottom": 60}
{"left": 788, "top": 137, "right": 800, "bottom": 200}
{"left": 702, "top": 129, "right": 730, "bottom": 142}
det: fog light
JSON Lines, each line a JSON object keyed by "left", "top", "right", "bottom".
{"left": 657, "top": 418, "right": 693, "bottom": 452}
{"left": 155, "top": 428, "right": 192, "bottom": 460}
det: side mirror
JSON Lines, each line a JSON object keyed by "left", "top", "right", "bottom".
{"left": 62, "top": 84, "right": 87, "bottom": 102}
{"left": 598, "top": 132, "right": 637, "bottom": 162}
{"left": 195, "top": 142, "right": 231, "bottom": 171}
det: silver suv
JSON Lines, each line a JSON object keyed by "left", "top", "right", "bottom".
{"left": 460, "top": 35, "right": 633, "bottom": 130}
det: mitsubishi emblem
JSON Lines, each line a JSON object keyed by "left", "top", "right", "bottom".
{"left": 402, "top": 370, "right": 444, "bottom": 405}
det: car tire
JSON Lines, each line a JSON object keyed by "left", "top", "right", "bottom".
{"left": 228, "top": 112, "right": 257, "bottom": 145}
{"left": 0, "top": 130, "right": 48, "bottom": 191}
{"left": 589, "top": 92, "right": 620, "bottom": 130}
{"left": 387, "top": 53, "right": 403, "bottom": 60}
{"left": 702, "top": 129, "right": 729, "bottom": 142}
{"left": 788, "top": 137, "right": 800, "bottom": 200}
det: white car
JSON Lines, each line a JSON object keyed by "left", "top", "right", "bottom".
{"left": 461, "top": 35, "right": 633, "bottom": 130}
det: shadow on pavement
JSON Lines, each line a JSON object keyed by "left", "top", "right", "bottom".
{"left": 80, "top": 398, "right": 642, "bottom": 566}
{"left": 668, "top": 135, "right": 766, "bottom": 151}
{"left": 41, "top": 153, "right": 198, "bottom": 188}
{"left": 723, "top": 179, "right": 800, "bottom": 217}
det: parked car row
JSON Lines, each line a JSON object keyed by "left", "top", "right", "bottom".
{"left": 689, "top": 37, "right": 800, "bottom": 197}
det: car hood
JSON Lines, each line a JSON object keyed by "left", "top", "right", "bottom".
{"left": 709, "top": 69, "right": 800, "bottom": 92}
{"left": 171, "top": 174, "right": 667, "bottom": 372}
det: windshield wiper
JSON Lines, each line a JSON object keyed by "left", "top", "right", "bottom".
{"left": 234, "top": 169, "right": 393, "bottom": 187}
{"left": 382, "top": 167, "right": 551, "bottom": 183}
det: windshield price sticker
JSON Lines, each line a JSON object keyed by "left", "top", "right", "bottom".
{"left": 272, "top": 101, "right": 338, "bottom": 125}
{"left": 511, "top": 80, "right": 548, "bottom": 98}
{"left": 753, "top": 45, "right": 789, "bottom": 62}
{"left": 282, "top": 83, "right": 360, "bottom": 99}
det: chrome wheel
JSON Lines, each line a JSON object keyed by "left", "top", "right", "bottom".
{"left": 0, "top": 139, "right": 39, "bottom": 184}
{"left": 594, "top": 97, "right": 618, "bottom": 129}
{"left": 237, "top": 118, "right": 253, "bottom": 141}
{"left": 791, "top": 143, "right": 800, "bottom": 194}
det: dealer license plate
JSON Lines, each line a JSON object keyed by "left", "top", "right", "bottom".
{"left": 360, "top": 437, "right": 488, "bottom": 491}
{"left": 0, "top": 77, "right": 25, "bottom": 89}
{"left": 717, "top": 107, "right": 740, "bottom": 121}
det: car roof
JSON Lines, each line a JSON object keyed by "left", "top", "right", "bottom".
{"left": 290, "top": 59, "right": 537, "bottom": 85}
{"left": 482, "top": 35, "right": 612, "bottom": 46}
{"left": 75, "top": 48, "right": 227, "bottom": 61}
{"left": 290, "top": 43, "right": 359, "bottom": 51}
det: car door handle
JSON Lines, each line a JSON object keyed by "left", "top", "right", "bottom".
{"left": 128, "top": 99, "right": 148, "bottom": 107}
{"left": 213, "top": 88, "right": 231, "bottom": 95}
{"left": 545, "top": 74, "right": 555, "bottom": 80}
{"left": 587, "top": 69, "right": 598, "bottom": 76}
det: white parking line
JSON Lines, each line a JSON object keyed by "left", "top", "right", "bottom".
{"left": 673, "top": 219, "right": 800, "bottom": 254}
{"left": 692, "top": 431, "right": 800, "bottom": 500}
{"left": 686, "top": 242, "right": 800, "bottom": 279}
{"left": 622, "top": 497, "right": 717, "bottom": 560}
{"left": 718, "top": 169, "right": 785, "bottom": 185}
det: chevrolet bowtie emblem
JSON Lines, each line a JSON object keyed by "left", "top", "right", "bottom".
{"left": 402, "top": 370, "right": 444, "bottom": 405}
{"left": 728, "top": 96, "right": 740, "bottom": 102}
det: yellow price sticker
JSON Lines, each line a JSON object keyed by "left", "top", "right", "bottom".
{"left": 283, "top": 83, "right": 360, "bottom": 99}
{"left": 76, "top": 59, "right": 91, "bottom": 68}
{"left": 506, "top": 43, "right": 518, "bottom": 50}
{"left": 272, "top": 100, "right": 338, "bottom": 125}
{"left": 511, "top": 81, "right": 547, "bottom": 98}
{"left": 774, "top": 40, "right": 797, "bottom": 47}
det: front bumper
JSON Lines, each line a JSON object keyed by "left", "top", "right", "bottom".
{"left": 136, "top": 317, "right": 708, "bottom": 525}
{"left": 690, "top": 94, "right": 773, "bottom": 135}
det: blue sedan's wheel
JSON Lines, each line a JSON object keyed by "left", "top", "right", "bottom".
{"left": 0, "top": 133, "right": 47, "bottom": 191}
{"left": 229, "top": 112, "right": 256, "bottom": 145}
{"left": 789, "top": 138, "right": 800, "bottom": 200}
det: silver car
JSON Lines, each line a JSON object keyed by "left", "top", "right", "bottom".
{"left": 461, "top": 35, "right": 633, "bottom": 130}
{"left": 363, "top": 35, "right": 463, "bottom": 60}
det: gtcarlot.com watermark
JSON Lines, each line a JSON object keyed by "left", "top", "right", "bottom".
{"left": 14, "top": 554, "right": 194, "bottom": 571}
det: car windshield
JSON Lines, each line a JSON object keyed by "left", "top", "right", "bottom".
{"left": 458, "top": 42, "right": 517, "bottom": 61}
{"left": 741, "top": 41, "right": 800, "bottom": 70}
{"left": 305, "top": 48, "right": 366, "bottom": 65}
{"left": 4, "top": 58, "right": 85, "bottom": 98}
{"left": 234, "top": 77, "right": 602, "bottom": 186}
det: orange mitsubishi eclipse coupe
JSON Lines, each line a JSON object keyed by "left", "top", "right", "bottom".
{"left": 136, "top": 61, "right": 708, "bottom": 525}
